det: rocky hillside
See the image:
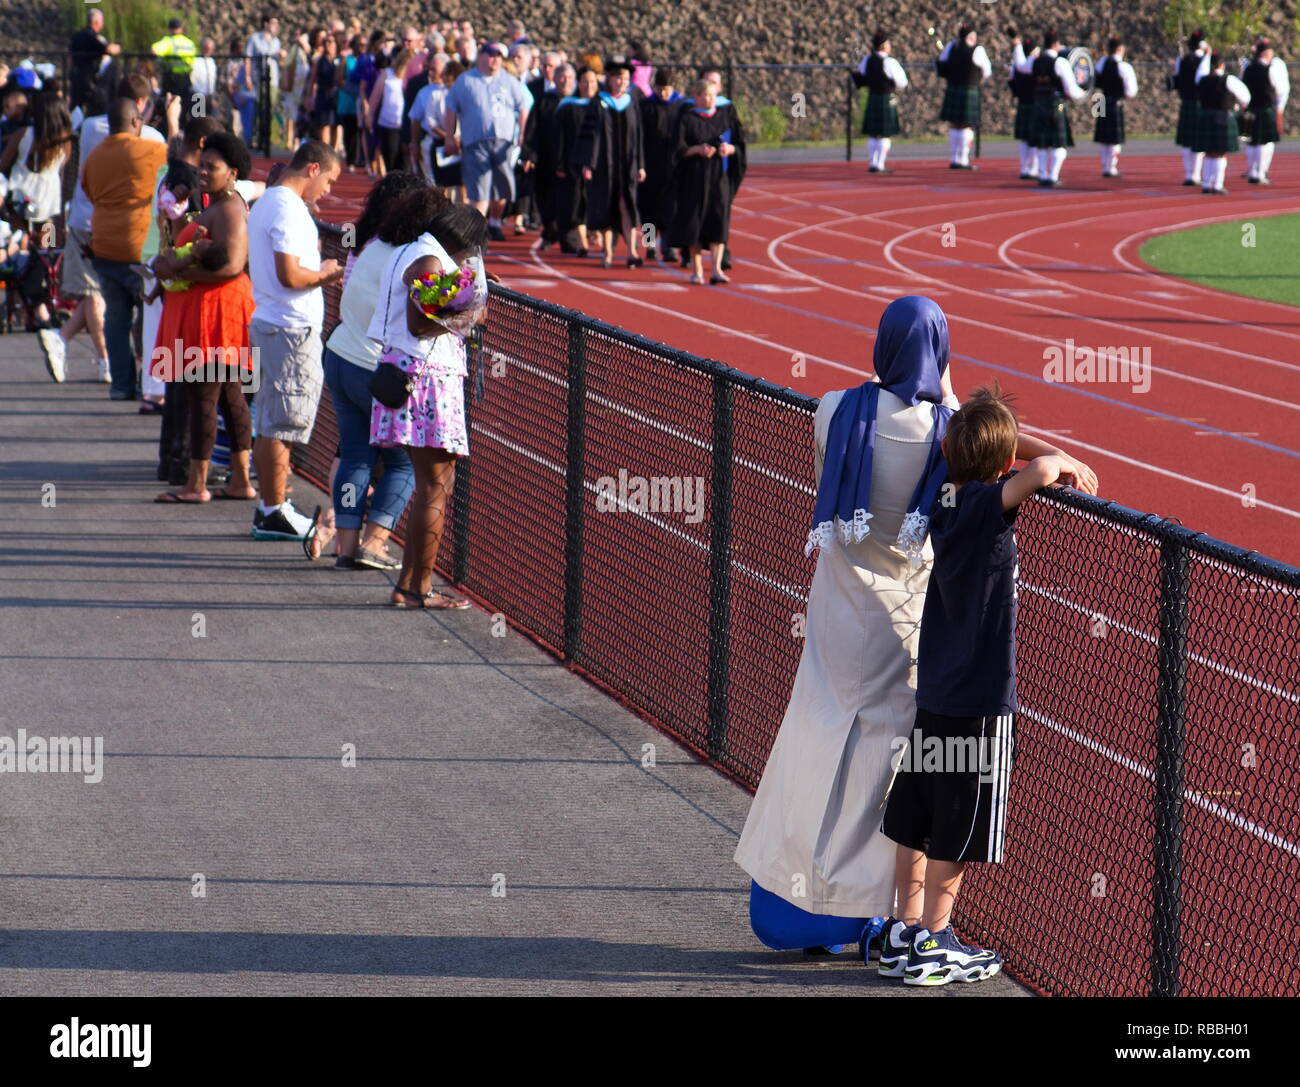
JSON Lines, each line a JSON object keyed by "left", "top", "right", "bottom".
{"left": 7, "top": 1, "right": 1299, "bottom": 138}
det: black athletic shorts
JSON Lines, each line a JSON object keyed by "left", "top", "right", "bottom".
{"left": 881, "top": 707, "right": 1015, "bottom": 863}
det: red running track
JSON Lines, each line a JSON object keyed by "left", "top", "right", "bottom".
{"left": 303, "top": 155, "right": 1300, "bottom": 566}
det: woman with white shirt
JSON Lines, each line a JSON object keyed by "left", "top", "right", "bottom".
{"left": 321, "top": 172, "right": 427, "bottom": 570}
{"left": 366, "top": 51, "right": 411, "bottom": 176}
{"left": 1, "top": 91, "right": 73, "bottom": 330}
{"left": 367, "top": 190, "right": 488, "bottom": 609}
{"left": 734, "top": 296, "right": 1098, "bottom": 957}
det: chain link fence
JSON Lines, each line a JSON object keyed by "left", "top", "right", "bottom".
{"left": 301, "top": 223, "right": 1300, "bottom": 999}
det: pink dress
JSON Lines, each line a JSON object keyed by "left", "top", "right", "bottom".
{"left": 369, "top": 336, "right": 469, "bottom": 454}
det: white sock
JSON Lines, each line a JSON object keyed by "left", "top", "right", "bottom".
{"left": 878, "top": 138, "right": 890, "bottom": 167}
{"left": 1100, "top": 147, "right": 1110, "bottom": 173}
{"left": 1191, "top": 151, "right": 1204, "bottom": 184}
{"left": 259, "top": 503, "right": 281, "bottom": 516}
{"left": 1245, "top": 145, "right": 1259, "bottom": 178}
{"left": 948, "top": 129, "right": 961, "bottom": 163}
{"left": 960, "top": 128, "right": 974, "bottom": 165}
{"left": 867, "top": 137, "right": 879, "bottom": 167}
{"left": 1037, "top": 149, "right": 1050, "bottom": 178}
{"left": 1112, "top": 145, "right": 1122, "bottom": 174}
{"left": 1215, "top": 157, "right": 1228, "bottom": 189}
{"left": 1021, "top": 142, "right": 1037, "bottom": 175}
{"left": 1260, "top": 143, "right": 1275, "bottom": 179}
{"left": 1051, "top": 147, "right": 1067, "bottom": 181}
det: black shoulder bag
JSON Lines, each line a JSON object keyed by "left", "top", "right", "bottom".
{"left": 368, "top": 242, "right": 420, "bottom": 409}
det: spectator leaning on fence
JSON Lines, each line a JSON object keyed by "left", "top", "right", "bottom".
{"left": 245, "top": 140, "right": 345, "bottom": 543}
{"left": 321, "top": 171, "right": 428, "bottom": 569}
{"left": 443, "top": 41, "right": 531, "bottom": 241}
{"left": 79, "top": 99, "right": 169, "bottom": 401}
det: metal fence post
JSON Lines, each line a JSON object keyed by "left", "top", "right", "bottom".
{"left": 707, "top": 375, "right": 734, "bottom": 762}
{"left": 724, "top": 58, "right": 734, "bottom": 102}
{"left": 845, "top": 74, "right": 854, "bottom": 162}
{"left": 452, "top": 329, "right": 478, "bottom": 586}
{"left": 1152, "top": 536, "right": 1189, "bottom": 996}
{"left": 563, "top": 323, "right": 587, "bottom": 662}
{"left": 259, "top": 57, "right": 272, "bottom": 155}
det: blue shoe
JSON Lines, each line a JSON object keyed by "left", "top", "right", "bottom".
{"left": 877, "top": 917, "right": 920, "bottom": 977}
{"left": 904, "top": 926, "right": 1002, "bottom": 986}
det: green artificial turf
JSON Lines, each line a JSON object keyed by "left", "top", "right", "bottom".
{"left": 1140, "top": 213, "right": 1300, "bottom": 308}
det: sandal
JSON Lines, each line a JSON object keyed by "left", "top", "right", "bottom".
{"left": 211, "top": 486, "right": 256, "bottom": 500}
{"left": 137, "top": 399, "right": 164, "bottom": 415}
{"left": 301, "top": 506, "right": 324, "bottom": 560}
{"left": 710, "top": 273, "right": 731, "bottom": 285}
{"left": 689, "top": 274, "right": 704, "bottom": 285}
{"left": 389, "top": 586, "right": 471, "bottom": 610}
{"left": 154, "top": 490, "right": 209, "bottom": 503}
{"left": 600, "top": 256, "right": 613, "bottom": 268}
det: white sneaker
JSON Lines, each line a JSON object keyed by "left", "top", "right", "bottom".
{"left": 250, "top": 500, "right": 317, "bottom": 541}
{"left": 96, "top": 357, "right": 111, "bottom": 384}
{"left": 38, "top": 329, "right": 66, "bottom": 383}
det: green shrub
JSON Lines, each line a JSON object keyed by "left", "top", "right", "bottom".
{"left": 62, "top": 0, "right": 185, "bottom": 56}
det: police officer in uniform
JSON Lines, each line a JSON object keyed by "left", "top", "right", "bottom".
{"left": 1017, "top": 30, "right": 1086, "bottom": 187}
{"left": 1093, "top": 37, "right": 1138, "bottom": 178}
{"left": 853, "top": 31, "right": 908, "bottom": 173}
{"left": 1194, "top": 53, "right": 1250, "bottom": 194}
{"left": 936, "top": 24, "right": 990, "bottom": 169}
{"left": 1241, "top": 38, "right": 1290, "bottom": 185}
{"left": 151, "top": 17, "right": 198, "bottom": 137}
{"left": 1009, "top": 32, "right": 1039, "bottom": 179}
{"left": 1171, "top": 32, "right": 1211, "bottom": 186}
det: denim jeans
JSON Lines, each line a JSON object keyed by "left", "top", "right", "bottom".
{"left": 322, "top": 346, "right": 415, "bottom": 531}
{"left": 91, "top": 257, "right": 144, "bottom": 399}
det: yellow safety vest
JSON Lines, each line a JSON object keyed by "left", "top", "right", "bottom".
{"left": 151, "top": 34, "right": 197, "bottom": 74}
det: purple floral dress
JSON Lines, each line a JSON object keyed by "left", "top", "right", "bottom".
{"left": 369, "top": 335, "right": 469, "bottom": 455}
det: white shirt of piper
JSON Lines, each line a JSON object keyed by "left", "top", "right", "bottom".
{"left": 0, "top": 729, "right": 104, "bottom": 783}
{"left": 248, "top": 185, "right": 324, "bottom": 329}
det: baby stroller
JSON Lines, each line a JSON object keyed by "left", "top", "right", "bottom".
{"left": 0, "top": 183, "right": 77, "bottom": 334}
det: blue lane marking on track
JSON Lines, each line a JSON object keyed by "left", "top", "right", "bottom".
{"left": 657, "top": 264, "right": 1299, "bottom": 460}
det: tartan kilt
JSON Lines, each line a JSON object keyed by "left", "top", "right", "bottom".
{"left": 862, "top": 92, "right": 901, "bottom": 137}
{"left": 1093, "top": 98, "right": 1125, "bottom": 144}
{"left": 1028, "top": 96, "right": 1073, "bottom": 149}
{"left": 1245, "top": 107, "right": 1280, "bottom": 145}
{"left": 1193, "top": 108, "right": 1238, "bottom": 154}
{"left": 1175, "top": 98, "right": 1200, "bottom": 147}
{"left": 1013, "top": 99, "right": 1034, "bottom": 142}
{"left": 940, "top": 83, "right": 980, "bottom": 128}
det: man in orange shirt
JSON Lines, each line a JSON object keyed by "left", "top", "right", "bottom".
{"left": 81, "top": 99, "right": 169, "bottom": 400}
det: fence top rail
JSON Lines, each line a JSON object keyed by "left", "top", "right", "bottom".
{"left": 314, "top": 227, "right": 1300, "bottom": 589}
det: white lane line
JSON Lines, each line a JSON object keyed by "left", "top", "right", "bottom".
{"left": 1021, "top": 706, "right": 1300, "bottom": 860}
{"left": 996, "top": 205, "right": 1300, "bottom": 367}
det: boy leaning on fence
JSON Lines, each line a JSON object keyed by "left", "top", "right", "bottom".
{"left": 877, "top": 385, "right": 1077, "bottom": 986}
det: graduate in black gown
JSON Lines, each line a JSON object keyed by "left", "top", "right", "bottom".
{"left": 524, "top": 62, "right": 568, "bottom": 249}
{"left": 582, "top": 60, "right": 646, "bottom": 268}
{"left": 688, "top": 67, "right": 746, "bottom": 271}
{"left": 638, "top": 67, "right": 685, "bottom": 263}
{"left": 670, "top": 79, "right": 739, "bottom": 285}
{"left": 552, "top": 66, "right": 600, "bottom": 256}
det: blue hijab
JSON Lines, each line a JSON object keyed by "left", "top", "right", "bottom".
{"left": 806, "top": 296, "right": 954, "bottom": 563}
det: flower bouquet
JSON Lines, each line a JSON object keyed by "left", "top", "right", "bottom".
{"left": 408, "top": 255, "right": 486, "bottom": 337}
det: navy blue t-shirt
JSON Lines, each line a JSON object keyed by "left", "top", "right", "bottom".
{"left": 916, "top": 478, "right": 1020, "bottom": 717}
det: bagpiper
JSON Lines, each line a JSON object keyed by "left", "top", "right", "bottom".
{"left": 1193, "top": 53, "right": 1250, "bottom": 195}
{"left": 1017, "top": 30, "right": 1087, "bottom": 187}
{"left": 1171, "top": 31, "right": 1211, "bottom": 186}
{"left": 1241, "top": 37, "right": 1290, "bottom": 185}
{"left": 1093, "top": 37, "right": 1138, "bottom": 178}
{"left": 853, "top": 31, "right": 909, "bottom": 173}
{"left": 1009, "top": 32, "right": 1040, "bottom": 179}
{"left": 936, "top": 24, "right": 990, "bottom": 169}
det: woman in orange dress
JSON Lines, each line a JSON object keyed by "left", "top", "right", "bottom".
{"left": 152, "top": 133, "right": 257, "bottom": 503}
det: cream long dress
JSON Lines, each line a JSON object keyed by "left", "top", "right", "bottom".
{"left": 734, "top": 386, "right": 960, "bottom": 917}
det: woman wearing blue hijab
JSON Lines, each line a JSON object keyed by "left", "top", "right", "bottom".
{"left": 734, "top": 296, "right": 1097, "bottom": 956}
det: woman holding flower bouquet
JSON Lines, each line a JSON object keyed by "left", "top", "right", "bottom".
{"left": 367, "top": 189, "right": 489, "bottom": 609}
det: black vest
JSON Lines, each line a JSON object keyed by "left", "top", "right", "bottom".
{"left": 1095, "top": 56, "right": 1124, "bottom": 98}
{"left": 1197, "top": 72, "right": 1234, "bottom": 111}
{"left": 1176, "top": 53, "right": 1202, "bottom": 100}
{"left": 1241, "top": 60, "right": 1277, "bottom": 110}
{"left": 864, "top": 53, "right": 895, "bottom": 92}
{"left": 1010, "top": 64, "right": 1036, "bottom": 103}
{"left": 1032, "top": 52, "right": 1067, "bottom": 97}
{"left": 945, "top": 42, "right": 981, "bottom": 85}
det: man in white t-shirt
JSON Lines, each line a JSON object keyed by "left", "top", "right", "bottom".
{"left": 246, "top": 140, "right": 344, "bottom": 542}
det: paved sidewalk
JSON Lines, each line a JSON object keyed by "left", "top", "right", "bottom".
{"left": 0, "top": 331, "right": 1026, "bottom": 996}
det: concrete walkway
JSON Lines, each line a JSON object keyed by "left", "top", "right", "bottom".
{"left": 0, "top": 330, "right": 1025, "bottom": 996}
